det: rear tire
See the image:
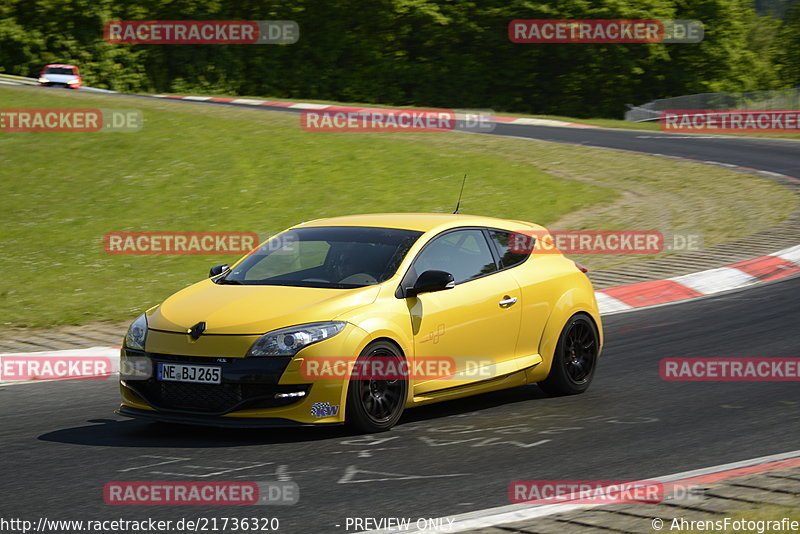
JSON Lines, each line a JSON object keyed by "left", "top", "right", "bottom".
{"left": 345, "top": 341, "right": 408, "bottom": 433}
{"left": 538, "top": 313, "right": 599, "bottom": 395}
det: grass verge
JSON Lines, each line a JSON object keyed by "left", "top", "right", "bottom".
{"left": 0, "top": 84, "right": 795, "bottom": 327}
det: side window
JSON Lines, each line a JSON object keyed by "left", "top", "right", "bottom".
{"left": 489, "top": 230, "right": 531, "bottom": 269}
{"left": 413, "top": 229, "right": 497, "bottom": 284}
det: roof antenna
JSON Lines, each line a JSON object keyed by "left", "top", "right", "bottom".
{"left": 453, "top": 174, "right": 467, "bottom": 214}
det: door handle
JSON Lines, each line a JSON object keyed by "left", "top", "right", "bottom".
{"left": 499, "top": 296, "right": 518, "bottom": 308}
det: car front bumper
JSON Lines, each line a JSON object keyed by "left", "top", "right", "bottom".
{"left": 40, "top": 81, "right": 80, "bottom": 89}
{"left": 116, "top": 405, "right": 342, "bottom": 428}
{"left": 119, "top": 342, "right": 353, "bottom": 426}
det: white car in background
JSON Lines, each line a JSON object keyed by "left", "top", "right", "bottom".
{"left": 38, "top": 64, "right": 82, "bottom": 89}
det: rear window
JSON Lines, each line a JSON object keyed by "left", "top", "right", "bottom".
{"left": 488, "top": 230, "right": 531, "bottom": 269}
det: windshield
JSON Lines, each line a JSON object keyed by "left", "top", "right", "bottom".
{"left": 45, "top": 67, "right": 75, "bottom": 75}
{"left": 220, "top": 226, "right": 422, "bottom": 288}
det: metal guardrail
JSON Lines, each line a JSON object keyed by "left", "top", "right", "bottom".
{"left": 0, "top": 73, "right": 38, "bottom": 85}
{"left": 625, "top": 87, "right": 800, "bottom": 122}
{"left": 0, "top": 72, "right": 117, "bottom": 93}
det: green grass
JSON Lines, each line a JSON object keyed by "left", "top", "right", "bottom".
{"left": 0, "top": 85, "right": 609, "bottom": 327}
{"left": 0, "top": 84, "right": 795, "bottom": 328}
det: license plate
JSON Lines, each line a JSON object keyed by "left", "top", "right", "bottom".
{"left": 157, "top": 363, "right": 221, "bottom": 384}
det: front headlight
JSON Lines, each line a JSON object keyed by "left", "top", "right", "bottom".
{"left": 125, "top": 313, "right": 148, "bottom": 350}
{"left": 247, "top": 321, "right": 346, "bottom": 357}
{"left": 38, "top": 77, "right": 48, "bottom": 83}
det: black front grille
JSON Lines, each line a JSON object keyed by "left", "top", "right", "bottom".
{"left": 127, "top": 380, "right": 308, "bottom": 415}
{"left": 122, "top": 349, "right": 303, "bottom": 415}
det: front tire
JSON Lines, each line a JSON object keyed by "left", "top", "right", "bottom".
{"left": 346, "top": 341, "right": 408, "bottom": 433}
{"left": 538, "top": 313, "right": 599, "bottom": 395}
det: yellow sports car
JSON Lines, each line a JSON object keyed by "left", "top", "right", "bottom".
{"left": 117, "top": 213, "right": 603, "bottom": 432}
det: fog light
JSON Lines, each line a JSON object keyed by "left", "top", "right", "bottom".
{"left": 274, "top": 391, "right": 307, "bottom": 399}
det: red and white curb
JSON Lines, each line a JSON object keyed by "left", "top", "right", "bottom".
{"left": 149, "top": 94, "right": 598, "bottom": 129}
{"left": 596, "top": 243, "right": 800, "bottom": 314}
{"left": 491, "top": 116, "right": 598, "bottom": 128}
{"left": 361, "top": 449, "right": 800, "bottom": 533}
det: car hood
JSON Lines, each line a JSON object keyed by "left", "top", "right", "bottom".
{"left": 43, "top": 74, "right": 77, "bottom": 83}
{"left": 147, "top": 279, "right": 380, "bottom": 335}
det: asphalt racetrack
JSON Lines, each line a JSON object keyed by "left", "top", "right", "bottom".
{"left": 195, "top": 97, "right": 800, "bottom": 178}
{"left": 1, "top": 90, "right": 798, "bottom": 532}
{"left": 2, "top": 276, "right": 798, "bottom": 532}
{"left": 487, "top": 122, "right": 800, "bottom": 178}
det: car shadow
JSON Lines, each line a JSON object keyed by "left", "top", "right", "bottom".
{"left": 37, "top": 385, "right": 553, "bottom": 447}
{"left": 37, "top": 417, "right": 353, "bottom": 448}
{"left": 397, "top": 384, "right": 551, "bottom": 425}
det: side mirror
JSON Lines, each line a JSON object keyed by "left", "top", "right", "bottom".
{"left": 406, "top": 270, "right": 455, "bottom": 297}
{"left": 209, "top": 264, "right": 229, "bottom": 278}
